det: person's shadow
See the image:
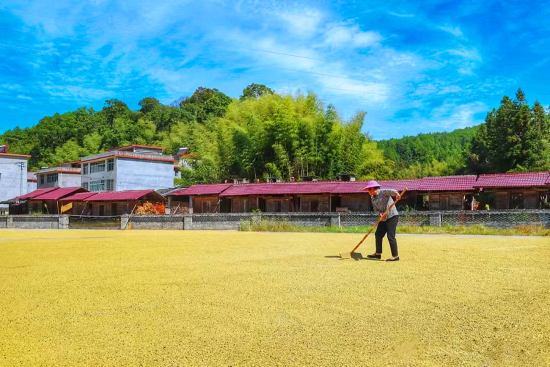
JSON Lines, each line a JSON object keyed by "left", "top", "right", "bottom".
{"left": 325, "top": 253, "right": 379, "bottom": 261}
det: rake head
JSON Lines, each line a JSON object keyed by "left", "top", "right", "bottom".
{"left": 339, "top": 252, "right": 363, "bottom": 259}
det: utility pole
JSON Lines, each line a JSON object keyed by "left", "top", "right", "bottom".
{"left": 16, "top": 162, "right": 24, "bottom": 196}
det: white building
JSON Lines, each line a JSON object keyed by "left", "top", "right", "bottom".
{"left": 27, "top": 172, "right": 37, "bottom": 192}
{"left": 0, "top": 151, "right": 30, "bottom": 213}
{"left": 36, "top": 162, "right": 82, "bottom": 189}
{"left": 80, "top": 145, "right": 177, "bottom": 192}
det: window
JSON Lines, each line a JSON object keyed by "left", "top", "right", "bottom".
{"left": 47, "top": 173, "right": 58, "bottom": 183}
{"left": 99, "top": 205, "right": 105, "bottom": 216}
{"left": 83, "top": 164, "right": 89, "bottom": 174}
{"left": 0, "top": 173, "right": 2, "bottom": 180}
{"left": 106, "top": 179, "right": 114, "bottom": 191}
{"left": 40, "top": 175, "right": 44, "bottom": 185}
{"left": 90, "top": 161, "right": 106, "bottom": 173}
{"left": 107, "top": 159, "right": 114, "bottom": 171}
{"left": 82, "top": 182, "right": 89, "bottom": 190}
{"left": 509, "top": 193, "right": 524, "bottom": 209}
{"left": 90, "top": 180, "right": 105, "bottom": 192}
{"left": 111, "top": 203, "right": 117, "bottom": 216}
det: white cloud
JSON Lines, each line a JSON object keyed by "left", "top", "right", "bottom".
{"left": 16, "top": 95, "right": 33, "bottom": 100}
{"left": 323, "top": 23, "right": 383, "bottom": 49}
{"left": 439, "top": 25, "right": 464, "bottom": 38}
{"left": 387, "top": 11, "right": 415, "bottom": 18}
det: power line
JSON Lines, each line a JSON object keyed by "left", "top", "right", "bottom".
{"left": 0, "top": 24, "right": 418, "bottom": 89}
{"left": 0, "top": 8, "right": 433, "bottom": 78}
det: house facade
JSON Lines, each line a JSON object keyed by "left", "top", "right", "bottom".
{"left": 60, "top": 190, "right": 166, "bottom": 216}
{"left": 474, "top": 172, "right": 550, "bottom": 209}
{"left": 36, "top": 162, "right": 82, "bottom": 189}
{"left": 80, "top": 145, "right": 177, "bottom": 192}
{"left": 0, "top": 151, "right": 30, "bottom": 213}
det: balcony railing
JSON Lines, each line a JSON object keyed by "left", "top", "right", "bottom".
{"left": 37, "top": 167, "right": 81, "bottom": 174}
{"left": 81, "top": 151, "right": 175, "bottom": 162}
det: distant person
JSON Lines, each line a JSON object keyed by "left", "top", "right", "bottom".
{"left": 362, "top": 181, "right": 401, "bottom": 262}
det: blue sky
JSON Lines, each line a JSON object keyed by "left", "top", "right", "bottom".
{"left": 1, "top": 0, "right": 549, "bottom": 139}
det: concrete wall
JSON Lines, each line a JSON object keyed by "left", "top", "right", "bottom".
{"left": 0, "top": 155, "right": 28, "bottom": 209}
{"left": 6, "top": 215, "right": 66, "bottom": 229}
{"left": 27, "top": 180, "right": 37, "bottom": 192}
{"left": 116, "top": 158, "right": 174, "bottom": 191}
{"left": 60, "top": 173, "right": 82, "bottom": 188}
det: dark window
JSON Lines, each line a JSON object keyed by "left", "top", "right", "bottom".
{"left": 99, "top": 205, "right": 105, "bottom": 216}
{"left": 111, "top": 203, "right": 117, "bottom": 216}
{"left": 107, "top": 159, "right": 114, "bottom": 171}
{"left": 40, "top": 175, "right": 44, "bottom": 185}
{"left": 311, "top": 200, "right": 319, "bottom": 212}
{"left": 509, "top": 194, "right": 523, "bottom": 209}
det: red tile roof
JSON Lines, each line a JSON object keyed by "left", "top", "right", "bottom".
{"left": 378, "top": 179, "right": 422, "bottom": 191}
{"left": 14, "top": 187, "right": 58, "bottom": 200}
{"left": 32, "top": 187, "right": 88, "bottom": 200}
{"left": 418, "top": 175, "right": 477, "bottom": 192}
{"left": 59, "top": 192, "right": 99, "bottom": 202}
{"left": 170, "top": 184, "right": 233, "bottom": 196}
{"left": 84, "top": 190, "right": 165, "bottom": 202}
{"left": 474, "top": 172, "right": 550, "bottom": 188}
{"left": 220, "top": 182, "right": 340, "bottom": 197}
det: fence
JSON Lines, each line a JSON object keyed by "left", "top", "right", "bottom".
{"left": 1, "top": 210, "right": 549, "bottom": 230}
{"left": 68, "top": 216, "right": 121, "bottom": 230}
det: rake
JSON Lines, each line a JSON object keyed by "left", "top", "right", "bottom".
{"left": 340, "top": 188, "right": 407, "bottom": 259}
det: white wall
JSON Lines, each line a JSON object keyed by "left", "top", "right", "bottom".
{"left": 61, "top": 173, "right": 82, "bottom": 187}
{"left": 117, "top": 158, "right": 174, "bottom": 191}
{"left": 27, "top": 180, "right": 37, "bottom": 192}
{"left": 0, "top": 156, "right": 28, "bottom": 208}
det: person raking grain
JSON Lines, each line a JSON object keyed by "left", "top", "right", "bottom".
{"left": 362, "top": 181, "right": 401, "bottom": 262}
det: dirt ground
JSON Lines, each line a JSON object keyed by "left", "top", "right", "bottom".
{"left": 1, "top": 229, "right": 549, "bottom": 366}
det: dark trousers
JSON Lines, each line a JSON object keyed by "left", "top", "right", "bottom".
{"left": 375, "top": 215, "right": 399, "bottom": 257}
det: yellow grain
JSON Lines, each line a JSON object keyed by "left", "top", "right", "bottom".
{"left": 0, "top": 229, "right": 548, "bottom": 366}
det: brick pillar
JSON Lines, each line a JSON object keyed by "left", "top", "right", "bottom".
{"left": 429, "top": 212, "right": 442, "bottom": 227}
{"left": 183, "top": 215, "right": 193, "bottom": 230}
{"left": 59, "top": 215, "right": 69, "bottom": 229}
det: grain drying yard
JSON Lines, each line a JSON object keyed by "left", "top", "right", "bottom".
{"left": 0, "top": 229, "right": 549, "bottom": 366}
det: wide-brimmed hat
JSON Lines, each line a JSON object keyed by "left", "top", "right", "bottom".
{"left": 362, "top": 180, "right": 381, "bottom": 190}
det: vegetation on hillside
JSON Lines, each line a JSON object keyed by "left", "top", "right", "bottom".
{"left": 1, "top": 86, "right": 548, "bottom": 184}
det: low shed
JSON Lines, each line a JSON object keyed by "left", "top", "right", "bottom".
{"left": 474, "top": 172, "right": 550, "bottom": 209}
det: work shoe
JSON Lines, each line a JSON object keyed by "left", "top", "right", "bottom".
{"left": 386, "top": 256, "right": 400, "bottom": 262}
{"left": 366, "top": 253, "right": 381, "bottom": 260}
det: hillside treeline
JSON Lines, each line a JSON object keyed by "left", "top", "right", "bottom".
{"left": 1, "top": 86, "right": 548, "bottom": 184}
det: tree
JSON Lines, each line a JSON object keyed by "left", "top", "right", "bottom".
{"left": 139, "top": 97, "right": 161, "bottom": 114}
{"left": 179, "top": 87, "right": 233, "bottom": 123}
{"left": 240, "top": 83, "right": 275, "bottom": 101}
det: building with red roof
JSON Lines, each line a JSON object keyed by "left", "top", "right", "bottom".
{"left": 474, "top": 172, "right": 550, "bottom": 209}
{"left": 0, "top": 149, "right": 31, "bottom": 214}
{"left": 59, "top": 189, "right": 165, "bottom": 216}
{"left": 27, "top": 187, "right": 89, "bottom": 214}
{"left": 80, "top": 145, "right": 177, "bottom": 193}
{"left": 35, "top": 162, "right": 82, "bottom": 190}
{"left": 417, "top": 175, "right": 478, "bottom": 210}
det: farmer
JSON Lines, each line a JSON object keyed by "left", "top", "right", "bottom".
{"left": 362, "top": 181, "right": 401, "bottom": 262}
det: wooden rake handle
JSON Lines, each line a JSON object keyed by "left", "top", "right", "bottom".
{"left": 350, "top": 188, "right": 408, "bottom": 255}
